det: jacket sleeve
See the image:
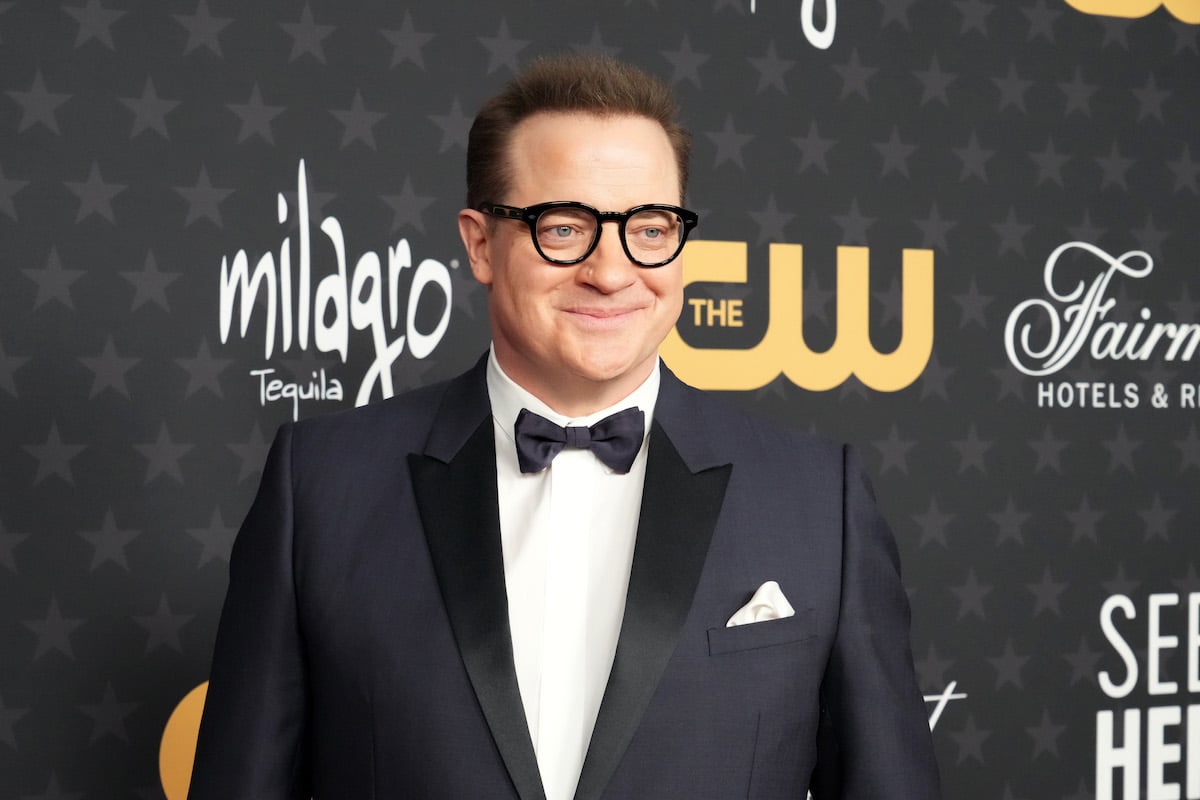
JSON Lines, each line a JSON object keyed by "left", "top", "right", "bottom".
{"left": 809, "top": 445, "right": 941, "bottom": 799}
{"left": 189, "top": 423, "right": 312, "bottom": 799}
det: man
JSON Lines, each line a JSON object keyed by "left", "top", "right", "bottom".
{"left": 190, "top": 55, "right": 940, "bottom": 799}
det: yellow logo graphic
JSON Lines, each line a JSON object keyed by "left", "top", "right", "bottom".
{"left": 160, "top": 682, "right": 208, "bottom": 800}
{"left": 1063, "top": 0, "right": 1200, "bottom": 23}
{"left": 661, "top": 241, "right": 934, "bottom": 392}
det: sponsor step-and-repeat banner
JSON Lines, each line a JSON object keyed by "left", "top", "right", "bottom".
{"left": 1, "top": 1, "right": 1198, "bottom": 797}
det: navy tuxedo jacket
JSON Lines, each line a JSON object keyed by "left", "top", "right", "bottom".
{"left": 190, "top": 357, "right": 940, "bottom": 799}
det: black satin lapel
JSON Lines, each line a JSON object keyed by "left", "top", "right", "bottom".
{"left": 574, "top": 420, "right": 731, "bottom": 800}
{"left": 409, "top": 419, "right": 545, "bottom": 800}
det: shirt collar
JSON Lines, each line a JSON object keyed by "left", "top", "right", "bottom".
{"left": 486, "top": 345, "right": 660, "bottom": 445}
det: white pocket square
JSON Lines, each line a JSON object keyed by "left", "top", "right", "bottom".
{"left": 726, "top": 580, "right": 796, "bottom": 627}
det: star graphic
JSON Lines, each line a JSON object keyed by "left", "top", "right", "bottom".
{"left": 331, "top": 90, "right": 385, "bottom": 150}
{"left": 1066, "top": 495, "right": 1104, "bottom": 543}
{"left": 0, "top": 340, "right": 30, "bottom": 398}
{"left": 1167, "top": 144, "right": 1199, "bottom": 194}
{"left": 175, "top": 337, "right": 231, "bottom": 398}
{"left": 955, "top": 0, "right": 994, "bottom": 34}
{"left": 1176, "top": 425, "right": 1200, "bottom": 470}
{"left": 915, "top": 643, "right": 954, "bottom": 690}
{"left": 1030, "top": 138, "right": 1070, "bottom": 187}
{"left": 705, "top": 115, "right": 754, "bottom": 169}
{"left": 832, "top": 198, "right": 875, "bottom": 245}
{"left": 832, "top": 48, "right": 875, "bottom": 100}
{"left": 1103, "top": 563, "right": 1140, "bottom": 596}
{"left": 1063, "top": 636, "right": 1101, "bottom": 686}
{"left": 173, "top": 0, "right": 232, "bottom": 57}
{"left": 0, "top": 518, "right": 29, "bottom": 571}
{"left": 65, "top": 162, "right": 125, "bottom": 223}
{"left": 1096, "top": 141, "right": 1134, "bottom": 190}
{"left": 1028, "top": 567, "right": 1067, "bottom": 617}
{"left": 873, "top": 275, "right": 903, "bottom": 326}
{"left": 1021, "top": 0, "right": 1061, "bottom": 42}
{"left": 1131, "top": 73, "right": 1169, "bottom": 123}
{"left": 803, "top": 271, "right": 833, "bottom": 324}
{"left": 23, "top": 597, "right": 84, "bottom": 660}
{"left": 791, "top": 122, "right": 835, "bottom": 174}
{"left": 80, "top": 684, "right": 138, "bottom": 743}
{"left": 872, "top": 425, "right": 915, "bottom": 474}
{"left": 950, "top": 569, "right": 991, "bottom": 619}
{"left": 381, "top": 11, "right": 434, "bottom": 69}
{"left": 912, "top": 55, "right": 955, "bottom": 106}
{"left": 227, "top": 422, "right": 270, "bottom": 482}
{"left": 951, "top": 278, "right": 991, "bottom": 328}
{"left": 78, "top": 509, "right": 140, "bottom": 571}
{"left": 954, "top": 132, "right": 993, "bottom": 182}
{"left": 748, "top": 41, "right": 793, "bottom": 94}
{"left": 63, "top": 0, "right": 125, "bottom": 49}
{"left": 838, "top": 375, "right": 871, "bottom": 402}
{"left": 1170, "top": 19, "right": 1199, "bottom": 54}
{"left": 661, "top": 34, "right": 708, "bottom": 88}
{"left": 1133, "top": 213, "right": 1168, "bottom": 260}
{"left": 20, "top": 248, "right": 78, "bottom": 309}
{"left": 175, "top": 166, "right": 235, "bottom": 227}
{"left": 281, "top": 3, "right": 335, "bottom": 63}
{"left": 1027, "top": 709, "right": 1066, "bottom": 759}
{"left": 993, "top": 62, "right": 1032, "bottom": 112}
{"left": 873, "top": 126, "right": 916, "bottom": 178}
{"left": 6, "top": 70, "right": 72, "bottom": 134}
{"left": 949, "top": 715, "right": 990, "bottom": 764}
{"left": 0, "top": 691, "right": 28, "bottom": 747}
{"left": 1172, "top": 564, "right": 1200, "bottom": 594}
{"left": 228, "top": 83, "right": 284, "bottom": 144}
{"left": 990, "top": 497, "right": 1029, "bottom": 545}
{"left": 24, "top": 422, "right": 86, "bottom": 485}
{"left": 0, "top": 163, "right": 30, "bottom": 220}
{"left": 1139, "top": 494, "right": 1175, "bottom": 541}
{"left": 478, "top": 18, "right": 529, "bottom": 75}
{"left": 429, "top": 97, "right": 471, "bottom": 153}
{"left": 988, "top": 639, "right": 1029, "bottom": 689}
{"left": 1058, "top": 67, "right": 1097, "bottom": 117}
{"left": 878, "top": 0, "right": 917, "bottom": 29}
{"left": 748, "top": 194, "right": 793, "bottom": 245}
{"left": 80, "top": 336, "right": 139, "bottom": 398}
{"left": 913, "top": 496, "right": 953, "bottom": 547}
{"left": 914, "top": 203, "right": 957, "bottom": 252}
{"left": 135, "top": 595, "right": 193, "bottom": 654}
{"left": 1097, "top": 16, "right": 1131, "bottom": 50}
{"left": 571, "top": 25, "right": 621, "bottom": 58}
{"left": 951, "top": 424, "right": 992, "bottom": 473}
{"left": 135, "top": 424, "right": 193, "bottom": 484}
{"left": 990, "top": 364, "right": 1025, "bottom": 402}
{"left": 121, "top": 250, "right": 179, "bottom": 312}
{"left": 992, "top": 208, "right": 1032, "bottom": 256}
{"left": 1029, "top": 425, "right": 1067, "bottom": 473}
{"left": 1067, "top": 209, "right": 1106, "bottom": 243}
{"left": 382, "top": 177, "right": 435, "bottom": 234}
{"left": 1103, "top": 425, "right": 1140, "bottom": 473}
{"left": 1168, "top": 286, "right": 1200, "bottom": 323}
{"left": 189, "top": 507, "right": 238, "bottom": 567}
{"left": 918, "top": 352, "right": 954, "bottom": 401}
{"left": 119, "top": 78, "right": 179, "bottom": 139}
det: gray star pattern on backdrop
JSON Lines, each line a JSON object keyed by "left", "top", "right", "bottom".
{"left": 188, "top": 508, "right": 238, "bottom": 567}
{"left": 429, "top": 98, "right": 471, "bottom": 153}
{"left": 478, "top": 19, "right": 529, "bottom": 75}
{"left": 23, "top": 598, "right": 84, "bottom": 660}
{"left": 331, "top": 90, "right": 386, "bottom": 150}
{"left": 25, "top": 248, "right": 84, "bottom": 310}
{"left": 24, "top": 423, "right": 86, "bottom": 485}
{"left": 281, "top": 4, "right": 335, "bottom": 63}
{"left": 119, "top": 78, "right": 179, "bottom": 139}
{"left": 135, "top": 424, "right": 193, "bottom": 484}
{"left": 748, "top": 41, "right": 793, "bottom": 94}
{"left": 382, "top": 177, "right": 436, "bottom": 234}
{"left": 175, "top": 167, "right": 235, "bottom": 226}
{"left": 135, "top": 595, "right": 193, "bottom": 654}
{"left": 792, "top": 123, "right": 835, "bottom": 174}
{"left": 832, "top": 49, "right": 875, "bottom": 100}
{"left": 913, "top": 56, "right": 955, "bottom": 106}
{"left": 80, "top": 684, "right": 137, "bottom": 743}
{"left": 382, "top": 11, "right": 434, "bottom": 69}
{"left": 660, "top": 34, "right": 708, "bottom": 87}
{"left": 80, "top": 337, "right": 139, "bottom": 398}
{"left": 78, "top": 510, "right": 140, "bottom": 571}
{"left": 65, "top": 162, "right": 125, "bottom": 223}
{"left": 63, "top": 0, "right": 125, "bottom": 49}
{"left": 173, "top": 0, "right": 231, "bottom": 57}
{"left": 228, "top": 84, "right": 284, "bottom": 144}
{"left": 120, "top": 250, "right": 179, "bottom": 312}
{"left": 7, "top": 70, "right": 72, "bottom": 134}
{"left": 1022, "top": 0, "right": 1061, "bottom": 42}
{"left": 705, "top": 116, "right": 753, "bottom": 170}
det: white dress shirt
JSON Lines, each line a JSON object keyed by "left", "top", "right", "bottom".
{"left": 486, "top": 349, "right": 658, "bottom": 800}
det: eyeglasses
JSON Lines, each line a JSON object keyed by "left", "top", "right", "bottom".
{"left": 479, "top": 201, "right": 699, "bottom": 268}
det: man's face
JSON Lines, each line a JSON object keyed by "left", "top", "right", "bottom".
{"left": 459, "top": 112, "right": 684, "bottom": 414}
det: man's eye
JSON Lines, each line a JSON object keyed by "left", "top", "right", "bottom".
{"left": 550, "top": 225, "right": 574, "bottom": 238}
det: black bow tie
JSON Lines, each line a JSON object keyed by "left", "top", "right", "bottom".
{"left": 514, "top": 406, "right": 645, "bottom": 474}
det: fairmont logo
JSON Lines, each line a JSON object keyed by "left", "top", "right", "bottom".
{"left": 1004, "top": 242, "right": 1199, "bottom": 378}
{"left": 749, "top": 0, "right": 837, "bottom": 49}
{"left": 218, "top": 160, "right": 454, "bottom": 418}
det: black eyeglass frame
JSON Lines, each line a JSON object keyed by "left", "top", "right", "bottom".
{"left": 479, "top": 201, "right": 700, "bottom": 268}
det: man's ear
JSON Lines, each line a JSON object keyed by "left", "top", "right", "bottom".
{"left": 457, "top": 209, "right": 493, "bottom": 286}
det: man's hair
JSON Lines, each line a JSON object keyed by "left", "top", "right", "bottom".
{"left": 466, "top": 54, "right": 691, "bottom": 210}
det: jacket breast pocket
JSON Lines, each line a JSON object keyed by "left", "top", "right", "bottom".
{"left": 706, "top": 609, "right": 817, "bottom": 656}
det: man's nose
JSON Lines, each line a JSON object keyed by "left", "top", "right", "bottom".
{"left": 578, "top": 222, "right": 638, "bottom": 292}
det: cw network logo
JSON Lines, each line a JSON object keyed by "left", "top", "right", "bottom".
{"left": 661, "top": 241, "right": 934, "bottom": 392}
{"left": 1064, "top": 0, "right": 1200, "bottom": 23}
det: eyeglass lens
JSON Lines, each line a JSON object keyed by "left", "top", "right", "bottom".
{"left": 535, "top": 207, "right": 684, "bottom": 265}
